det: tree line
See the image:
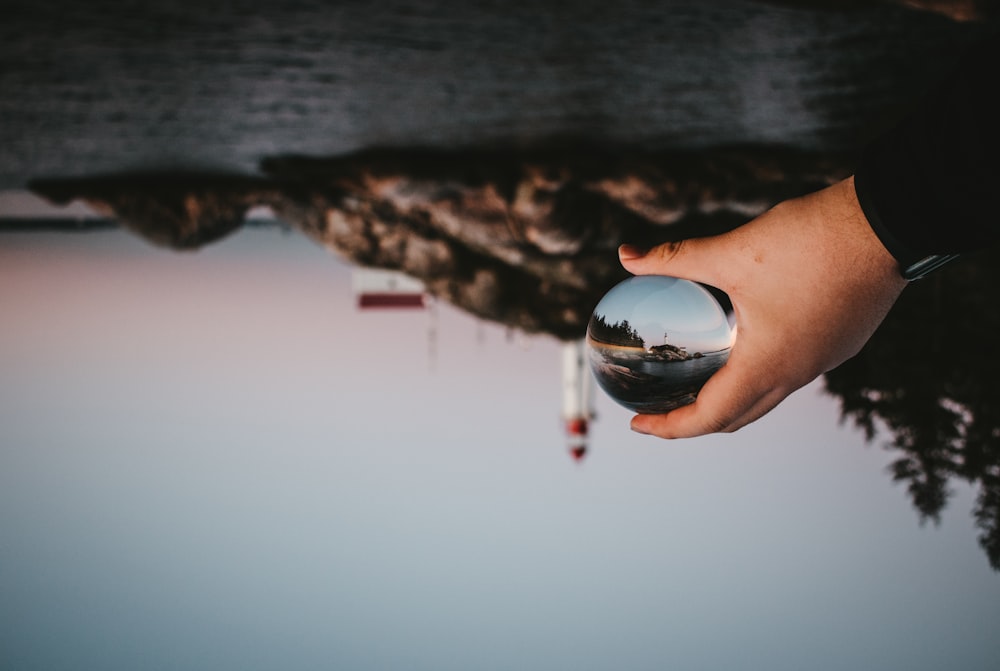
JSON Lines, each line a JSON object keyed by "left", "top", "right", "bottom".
{"left": 588, "top": 313, "right": 645, "bottom": 348}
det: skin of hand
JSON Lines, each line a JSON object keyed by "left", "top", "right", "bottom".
{"left": 618, "top": 175, "right": 908, "bottom": 438}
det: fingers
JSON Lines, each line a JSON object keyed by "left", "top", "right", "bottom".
{"left": 630, "top": 387, "right": 785, "bottom": 438}
{"left": 618, "top": 235, "right": 753, "bottom": 438}
{"left": 627, "top": 357, "right": 789, "bottom": 439}
{"left": 618, "top": 238, "right": 720, "bottom": 288}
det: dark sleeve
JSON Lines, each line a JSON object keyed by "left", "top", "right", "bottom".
{"left": 854, "top": 33, "right": 1000, "bottom": 267}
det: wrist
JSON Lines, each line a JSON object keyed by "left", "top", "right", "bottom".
{"left": 852, "top": 173, "right": 957, "bottom": 280}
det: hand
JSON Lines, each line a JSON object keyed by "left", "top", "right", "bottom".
{"left": 618, "top": 176, "right": 908, "bottom": 438}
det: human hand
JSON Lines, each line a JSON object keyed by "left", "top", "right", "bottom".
{"left": 618, "top": 176, "right": 908, "bottom": 438}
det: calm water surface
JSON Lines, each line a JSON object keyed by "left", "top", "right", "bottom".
{"left": 1, "top": 227, "right": 997, "bottom": 671}
{"left": 0, "top": 0, "right": 990, "bottom": 186}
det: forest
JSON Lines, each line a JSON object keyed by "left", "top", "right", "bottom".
{"left": 588, "top": 313, "right": 645, "bottom": 348}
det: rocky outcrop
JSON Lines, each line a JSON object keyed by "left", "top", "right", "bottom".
{"left": 647, "top": 343, "right": 690, "bottom": 361}
{"left": 30, "top": 174, "right": 276, "bottom": 250}
{"left": 29, "top": 146, "right": 851, "bottom": 340}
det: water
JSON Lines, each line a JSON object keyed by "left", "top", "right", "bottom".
{"left": 1, "top": 3, "right": 999, "bottom": 669}
{"left": 590, "top": 347, "right": 729, "bottom": 412}
{"left": 1, "top": 227, "right": 998, "bottom": 671}
{"left": 0, "top": 0, "right": 989, "bottom": 187}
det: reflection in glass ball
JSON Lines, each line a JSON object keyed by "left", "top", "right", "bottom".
{"left": 587, "top": 275, "right": 733, "bottom": 414}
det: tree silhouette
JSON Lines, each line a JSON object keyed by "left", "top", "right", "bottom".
{"left": 588, "top": 313, "right": 645, "bottom": 348}
{"left": 824, "top": 252, "right": 1000, "bottom": 570}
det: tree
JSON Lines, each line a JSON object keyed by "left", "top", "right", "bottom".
{"left": 824, "top": 253, "right": 1000, "bottom": 570}
{"left": 588, "top": 313, "right": 645, "bottom": 348}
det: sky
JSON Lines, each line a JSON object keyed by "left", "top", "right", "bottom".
{"left": 0, "top": 189, "right": 100, "bottom": 218}
{"left": 1, "top": 226, "right": 998, "bottom": 671}
{"left": 593, "top": 275, "right": 733, "bottom": 352}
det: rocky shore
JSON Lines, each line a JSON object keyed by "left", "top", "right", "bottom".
{"left": 30, "top": 145, "right": 850, "bottom": 340}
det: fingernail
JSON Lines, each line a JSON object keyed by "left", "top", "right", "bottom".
{"left": 630, "top": 418, "right": 651, "bottom": 435}
{"left": 618, "top": 244, "right": 649, "bottom": 260}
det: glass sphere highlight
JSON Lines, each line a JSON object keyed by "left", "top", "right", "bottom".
{"left": 587, "top": 275, "right": 733, "bottom": 413}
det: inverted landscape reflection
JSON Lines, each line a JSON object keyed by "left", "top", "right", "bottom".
{"left": 2, "top": 2, "right": 999, "bottom": 670}
{"left": 587, "top": 276, "right": 734, "bottom": 414}
{"left": 14, "top": 174, "right": 1000, "bottom": 571}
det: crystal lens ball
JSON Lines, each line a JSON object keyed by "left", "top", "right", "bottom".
{"left": 587, "top": 275, "right": 733, "bottom": 413}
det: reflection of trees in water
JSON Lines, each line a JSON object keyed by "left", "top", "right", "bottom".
{"left": 824, "top": 254, "right": 1000, "bottom": 570}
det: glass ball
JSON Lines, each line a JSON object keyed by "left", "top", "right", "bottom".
{"left": 587, "top": 275, "right": 734, "bottom": 414}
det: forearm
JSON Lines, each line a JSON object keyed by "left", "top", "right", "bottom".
{"left": 854, "top": 34, "right": 1000, "bottom": 268}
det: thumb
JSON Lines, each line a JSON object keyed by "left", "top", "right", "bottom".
{"left": 618, "top": 238, "right": 720, "bottom": 287}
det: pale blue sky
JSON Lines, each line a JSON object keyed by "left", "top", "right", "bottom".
{"left": 1, "top": 228, "right": 997, "bottom": 671}
{"left": 593, "top": 275, "right": 733, "bottom": 352}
